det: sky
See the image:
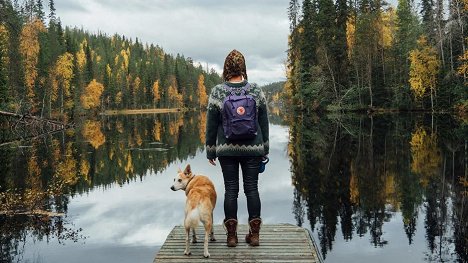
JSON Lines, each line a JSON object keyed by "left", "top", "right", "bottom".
{"left": 53, "top": 0, "right": 290, "bottom": 86}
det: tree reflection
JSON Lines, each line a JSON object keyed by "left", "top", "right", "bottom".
{"left": 0, "top": 112, "right": 204, "bottom": 262}
{"left": 288, "top": 113, "right": 467, "bottom": 261}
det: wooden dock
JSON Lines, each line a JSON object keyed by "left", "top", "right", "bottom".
{"left": 154, "top": 224, "right": 322, "bottom": 263}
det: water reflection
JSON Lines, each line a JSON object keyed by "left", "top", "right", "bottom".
{"left": 0, "top": 112, "right": 206, "bottom": 262}
{"left": 1, "top": 111, "right": 467, "bottom": 262}
{"left": 288, "top": 113, "right": 467, "bottom": 262}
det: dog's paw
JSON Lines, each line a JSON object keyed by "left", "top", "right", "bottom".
{"left": 192, "top": 239, "right": 198, "bottom": 244}
{"left": 184, "top": 250, "right": 191, "bottom": 256}
{"left": 210, "top": 237, "right": 216, "bottom": 242}
{"left": 204, "top": 252, "right": 210, "bottom": 258}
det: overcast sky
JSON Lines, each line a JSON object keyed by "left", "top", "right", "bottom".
{"left": 53, "top": 0, "right": 289, "bottom": 86}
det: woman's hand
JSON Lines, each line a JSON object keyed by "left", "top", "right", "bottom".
{"left": 209, "top": 158, "right": 217, "bottom": 166}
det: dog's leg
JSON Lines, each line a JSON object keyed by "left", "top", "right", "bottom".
{"left": 192, "top": 228, "right": 197, "bottom": 243}
{"left": 203, "top": 221, "right": 211, "bottom": 258}
{"left": 184, "top": 227, "right": 191, "bottom": 256}
{"left": 210, "top": 213, "right": 216, "bottom": 242}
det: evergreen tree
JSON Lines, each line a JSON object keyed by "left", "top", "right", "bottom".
{"left": 48, "top": 0, "right": 56, "bottom": 21}
{"left": 395, "top": 0, "right": 420, "bottom": 83}
{"left": 34, "top": 0, "right": 45, "bottom": 22}
{"left": 420, "top": 0, "right": 435, "bottom": 41}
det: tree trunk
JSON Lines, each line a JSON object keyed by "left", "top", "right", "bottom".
{"left": 430, "top": 86, "right": 434, "bottom": 113}
{"left": 60, "top": 87, "right": 63, "bottom": 116}
{"left": 368, "top": 52, "right": 373, "bottom": 108}
{"left": 324, "top": 49, "right": 338, "bottom": 102}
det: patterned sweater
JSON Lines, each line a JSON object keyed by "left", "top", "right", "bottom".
{"left": 205, "top": 80, "right": 269, "bottom": 159}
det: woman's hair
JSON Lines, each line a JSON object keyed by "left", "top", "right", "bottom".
{"left": 223, "top": 49, "right": 248, "bottom": 81}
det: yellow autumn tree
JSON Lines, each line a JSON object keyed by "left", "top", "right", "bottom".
{"left": 19, "top": 18, "right": 46, "bottom": 109}
{"left": 198, "top": 111, "right": 207, "bottom": 143}
{"left": 56, "top": 142, "right": 78, "bottom": 185}
{"left": 51, "top": 52, "right": 74, "bottom": 114}
{"left": 168, "top": 85, "right": 183, "bottom": 107}
{"left": 132, "top": 76, "right": 141, "bottom": 107}
{"left": 167, "top": 75, "right": 183, "bottom": 108}
{"left": 76, "top": 39, "right": 87, "bottom": 71}
{"left": 82, "top": 120, "right": 106, "bottom": 149}
{"left": 410, "top": 127, "right": 441, "bottom": 187}
{"left": 198, "top": 74, "right": 208, "bottom": 108}
{"left": 0, "top": 24, "right": 9, "bottom": 71}
{"left": 153, "top": 120, "right": 161, "bottom": 141}
{"left": 409, "top": 36, "right": 440, "bottom": 111}
{"left": 458, "top": 47, "right": 468, "bottom": 79}
{"left": 0, "top": 24, "right": 9, "bottom": 104}
{"left": 346, "top": 16, "right": 356, "bottom": 59}
{"left": 81, "top": 79, "right": 104, "bottom": 110}
{"left": 152, "top": 80, "right": 161, "bottom": 106}
{"left": 380, "top": 8, "right": 396, "bottom": 49}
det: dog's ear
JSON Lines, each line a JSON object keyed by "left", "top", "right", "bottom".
{"left": 177, "top": 167, "right": 182, "bottom": 173}
{"left": 184, "top": 164, "right": 192, "bottom": 175}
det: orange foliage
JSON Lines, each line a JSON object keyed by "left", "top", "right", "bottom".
{"left": 82, "top": 120, "right": 106, "bottom": 149}
{"left": 133, "top": 76, "right": 141, "bottom": 96}
{"left": 80, "top": 159, "right": 90, "bottom": 179}
{"left": 76, "top": 39, "right": 87, "bottom": 70}
{"left": 19, "top": 19, "right": 46, "bottom": 106}
{"left": 27, "top": 147, "right": 41, "bottom": 189}
{"left": 169, "top": 115, "right": 184, "bottom": 136}
{"left": 152, "top": 80, "right": 161, "bottom": 104}
{"left": 81, "top": 79, "right": 104, "bottom": 110}
{"left": 0, "top": 24, "right": 9, "bottom": 74}
{"left": 198, "top": 111, "right": 207, "bottom": 143}
{"left": 51, "top": 52, "right": 74, "bottom": 105}
{"left": 56, "top": 142, "right": 78, "bottom": 185}
{"left": 346, "top": 16, "right": 356, "bottom": 59}
{"left": 124, "top": 153, "right": 134, "bottom": 174}
{"left": 167, "top": 75, "right": 183, "bottom": 107}
{"left": 409, "top": 36, "right": 440, "bottom": 99}
{"left": 198, "top": 74, "right": 208, "bottom": 108}
{"left": 410, "top": 127, "right": 441, "bottom": 186}
{"left": 153, "top": 121, "right": 161, "bottom": 141}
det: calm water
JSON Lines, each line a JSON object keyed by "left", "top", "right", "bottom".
{"left": 0, "top": 112, "right": 466, "bottom": 263}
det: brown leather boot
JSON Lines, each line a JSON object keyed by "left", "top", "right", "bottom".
{"left": 224, "top": 219, "right": 238, "bottom": 247}
{"left": 245, "top": 218, "right": 262, "bottom": 246}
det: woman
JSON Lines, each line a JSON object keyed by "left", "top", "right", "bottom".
{"left": 205, "top": 49, "right": 269, "bottom": 247}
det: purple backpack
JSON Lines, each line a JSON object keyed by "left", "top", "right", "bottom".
{"left": 222, "top": 83, "right": 258, "bottom": 140}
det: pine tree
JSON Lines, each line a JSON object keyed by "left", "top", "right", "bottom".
{"left": 334, "top": 0, "right": 349, "bottom": 90}
{"left": 48, "top": 0, "right": 56, "bottom": 21}
{"left": 288, "top": 0, "right": 301, "bottom": 31}
{"left": 34, "top": 0, "right": 45, "bottom": 22}
{"left": 420, "top": 0, "right": 435, "bottom": 41}
{"left": 395, "top": 0, "right": 420, "bottom": 83}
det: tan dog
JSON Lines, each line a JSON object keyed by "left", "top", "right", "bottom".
{"left": 170, "top": 164, "right": 217, "bottom": 258}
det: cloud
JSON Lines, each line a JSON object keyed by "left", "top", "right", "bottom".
{"left": 54, "top": 0, "right": 289, "bottom": 85}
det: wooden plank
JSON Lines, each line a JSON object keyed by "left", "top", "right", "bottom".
{"left": 154, "top": 224, "right": 321, "bottom": 263}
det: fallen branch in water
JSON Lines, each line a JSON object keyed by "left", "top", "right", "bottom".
{"left": 0, "top": 110, "right": 74, "bottom": 144}
{"left": 0, "top": 209, "right": 65, "bottom": 217}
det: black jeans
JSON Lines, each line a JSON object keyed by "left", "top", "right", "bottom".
{"left": 219, "top": 156, "right": 262, "bottom": 221}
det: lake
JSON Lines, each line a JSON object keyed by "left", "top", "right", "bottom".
{"left": 0, "top": 111, "right": 466, "bottom": 263}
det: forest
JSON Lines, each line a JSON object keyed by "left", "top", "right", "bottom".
{"left": 0, "top": 0, "right": 222, "bottom": 122}
{"left": 286, "top": 0, "right": 468, "bottom": 112}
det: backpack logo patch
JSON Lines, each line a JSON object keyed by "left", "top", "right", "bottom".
{"left": 236, "top": 106, "right": 245, "bottom": 115}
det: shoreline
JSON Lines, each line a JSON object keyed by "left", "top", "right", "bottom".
{"left": 100, "top": 108, "right": 184, "bottom": 115}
